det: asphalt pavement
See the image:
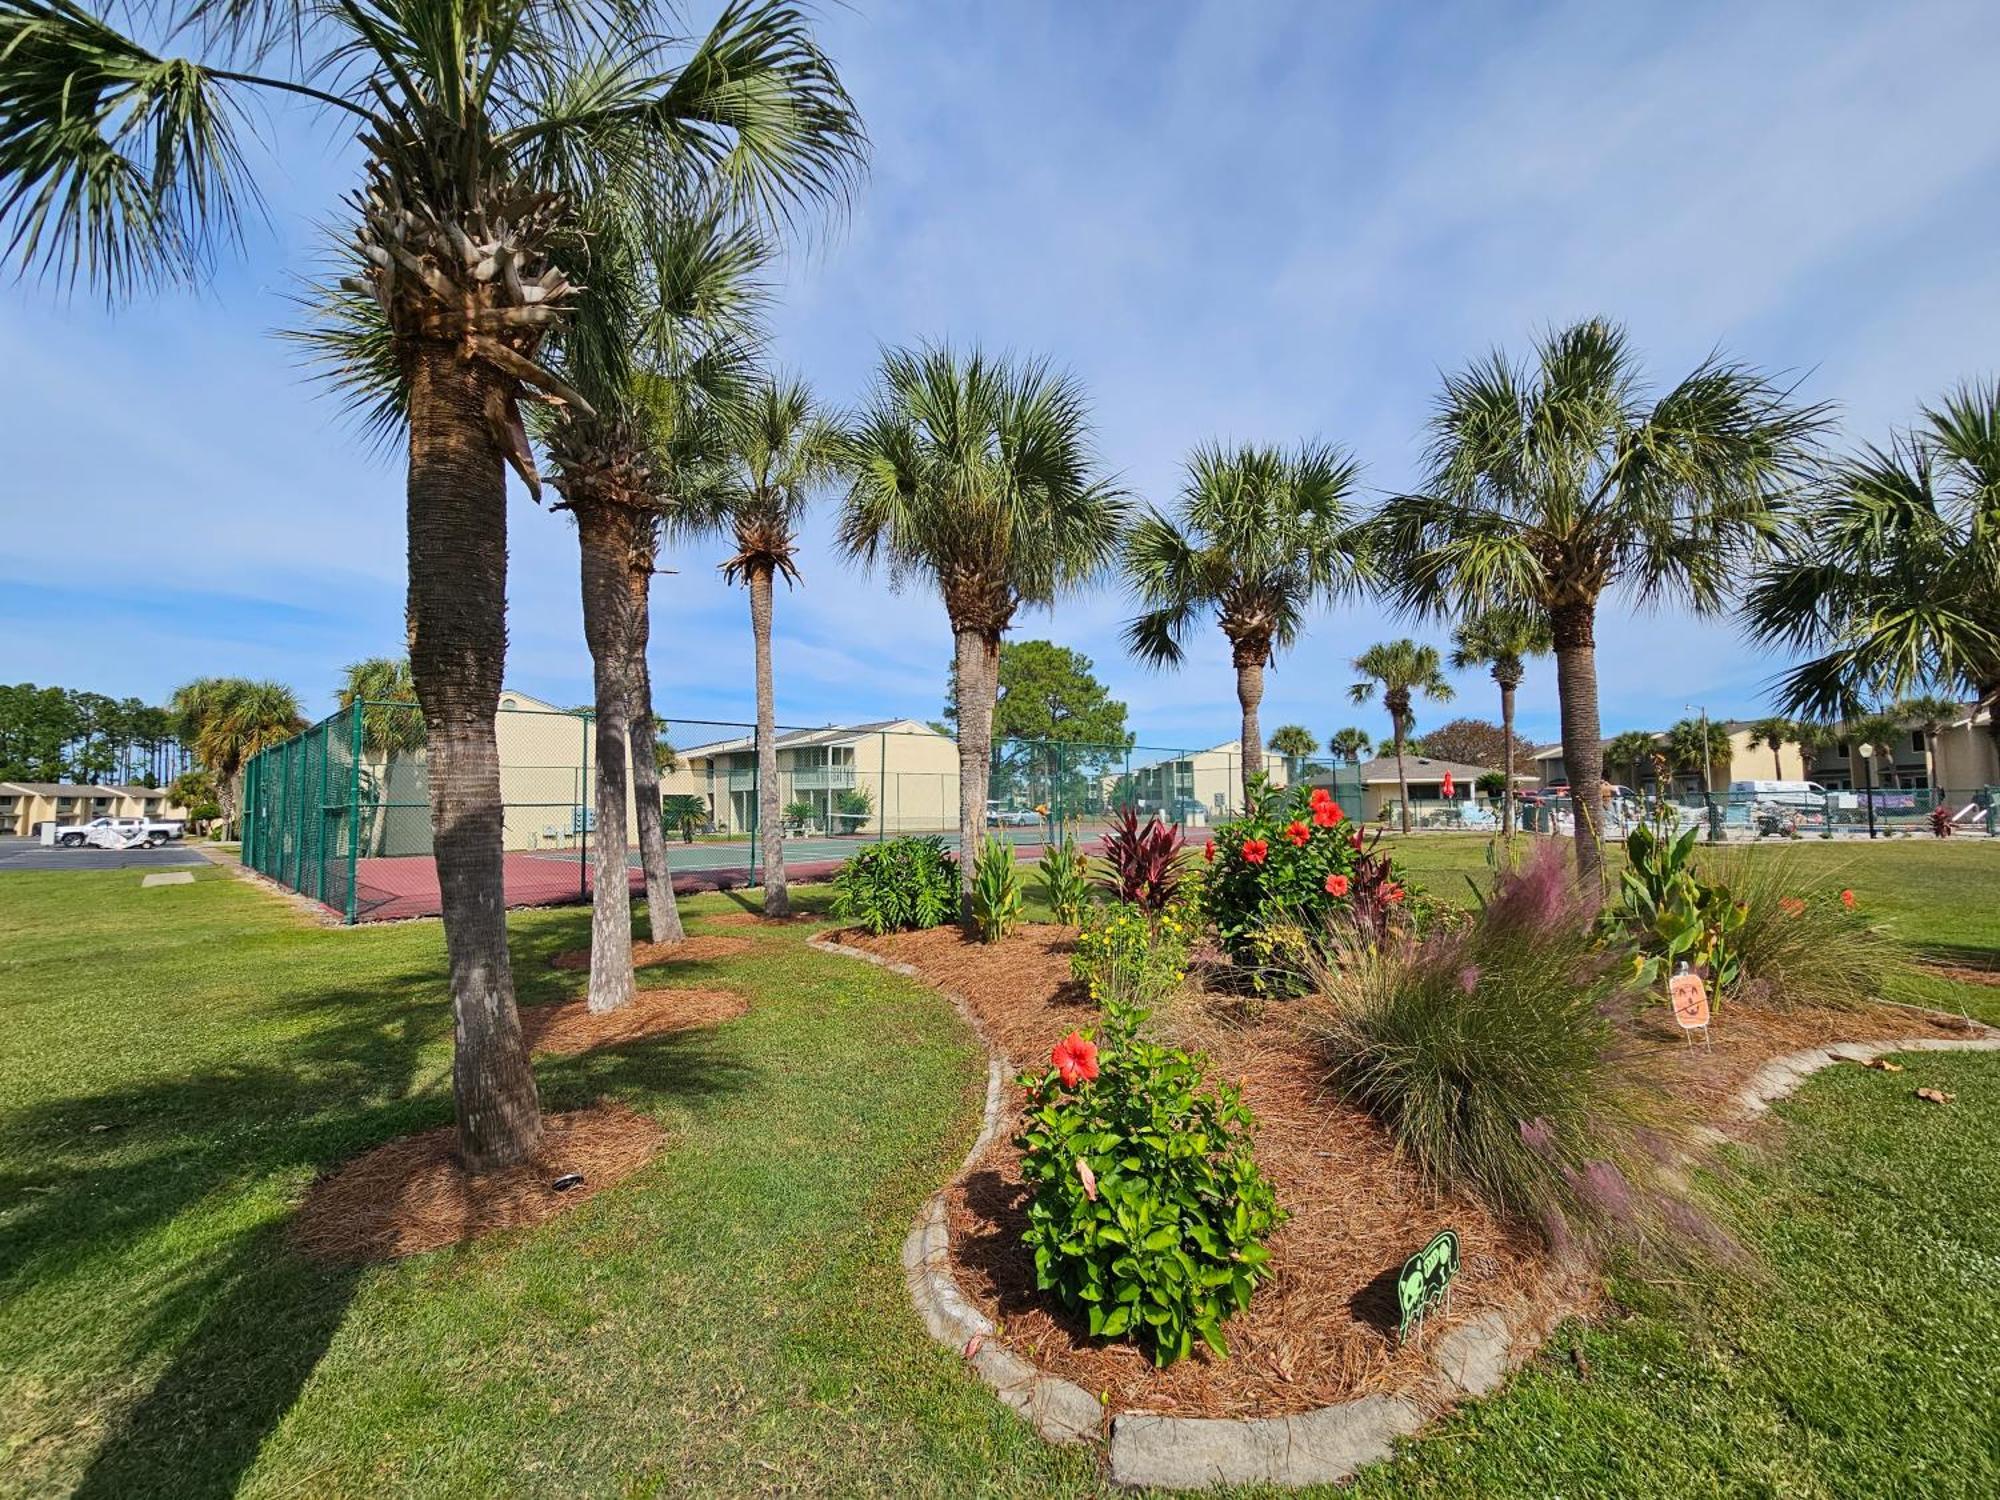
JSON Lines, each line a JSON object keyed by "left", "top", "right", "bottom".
{"left": 0, "top": 836, "right": 211, "bottom": 872}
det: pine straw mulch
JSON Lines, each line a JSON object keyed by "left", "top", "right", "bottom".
{"left": 548, "top": 934, "right": 752, "bottom": 970}
{"left": 293, "top": 1102, "right": 666, "bottom": 1263}
{"left": 1918, "top": 961, "right": 2000, "bottom": 988}
{"left": 519, "top": 987, "right": 748, "bottom": 1055}
{"left": 842, "top": 922, "right": 1996, "bottom": 1421}
{"left": 703, "top": 910, "right": 816, "bottom": 927}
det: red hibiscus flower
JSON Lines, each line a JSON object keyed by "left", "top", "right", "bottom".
{"left": 1312, "top": 798, "right": 1342, "bottom": 827}
{"left": 1324, "top": 873, "right": 1350, "bottom": 897}
{"left": 1285, "top": 819, "right": 1310, "bottom": 846}
{"left": 1052, "top": 1031, "right": 1099, "bottom": 1088}
{"left": 1382, "top": 882, "right": 1405, "bottom": 904}
{"left": 1840, "top": 888, "right": 1856, "bottom": 909}
{"left": 1202, "top": 838, "right": 1215, "bottom": 863}
{"left": 1242, "top": 837, "right": 1269, "bottom": 864}
{"left": 1309, "top": 786, "right": 1331, "bottom": 806}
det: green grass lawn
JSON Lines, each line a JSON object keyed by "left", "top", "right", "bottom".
{"left": 2, "top": 846, "right": 1998, "bottom": 1496}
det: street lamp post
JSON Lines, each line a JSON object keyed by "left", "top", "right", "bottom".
{"left": 1688, "top": 702, "right": 1717, "bottom": 841}
{"left": 1858, "top": 743, "right": 1878, "bottom": 839}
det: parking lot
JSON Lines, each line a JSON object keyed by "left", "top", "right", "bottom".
{"left": 0, "top": 836, "right": 211, "bottom": 872}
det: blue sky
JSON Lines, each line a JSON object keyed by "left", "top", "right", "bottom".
{"left": 4, "top": 0, "right": 1999, "bottom": 752}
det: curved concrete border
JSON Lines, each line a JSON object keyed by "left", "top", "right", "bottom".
{"left": 811, "top": 932, "right": 2000, "bottom": 1489}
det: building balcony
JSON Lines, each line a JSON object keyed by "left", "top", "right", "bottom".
{"left": 789, "top": 766, "right": 857, "bottom": 791}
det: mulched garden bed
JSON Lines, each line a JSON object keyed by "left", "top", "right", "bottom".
{"left": 842, "top": 921, "right": 1988, "bottom": 1421}
{"left": 548, "top": 934, "right": 752, "bottom": 970}
{"left": 703, "top": 910, "right": 816, "bottom": 927}
{"left": 293, "top": 1102, "right": 666, "bottom": 1263}
{"left": 519, "top": 987, "right": 748, "bottom": 1055}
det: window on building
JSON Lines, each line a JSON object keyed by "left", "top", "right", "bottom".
{"left": 1911, "top": 732, "right": 1925, "bottom": 754}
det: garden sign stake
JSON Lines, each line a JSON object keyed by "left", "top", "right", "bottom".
{"left": 1397, "top": 1229, "right": 1460, "bottom": 1347}
{"left": 1670, "top": 963, "right": 1711, "bottom": 1049}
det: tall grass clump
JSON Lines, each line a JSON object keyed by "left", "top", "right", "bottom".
{"left": 1711, "top": 849, "right": 1915, "bottom": 1010}
{"left": 1305, "top": 843, "right": 1726, "bottom": 1262}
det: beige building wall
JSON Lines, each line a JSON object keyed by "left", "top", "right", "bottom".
{"left": 0, "top": 783, "right": 188, "bottom": 837}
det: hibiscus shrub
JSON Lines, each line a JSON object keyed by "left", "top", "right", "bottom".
{"left": 830, "top": 836, "right": 957, "bottom": 934}
{"left": 1016, "top": 1001, "right": 1284, "bottom": 1365}
{"left": 1200, "top": 777, "right": 1396, "bottom": 992}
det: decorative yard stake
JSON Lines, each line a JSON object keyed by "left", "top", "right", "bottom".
{"left": 1397, "top": 1229, "right": 1460, "bottom": 1346}
{"left": 1669, "top": 963, "right": 1712, "bottom": 1048}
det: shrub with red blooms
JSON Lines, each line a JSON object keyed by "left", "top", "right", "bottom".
{"left": 1929, "top": 803, "right": 1955, "bottom": 838}
{"left": 1096, "top": 805, "right": 1187, "bottom": 912}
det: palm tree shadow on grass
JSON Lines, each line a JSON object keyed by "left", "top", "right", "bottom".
{"left": 8, "top": 973, "right": 752, "bottom": 1499}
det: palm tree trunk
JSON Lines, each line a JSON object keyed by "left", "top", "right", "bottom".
{"left": 1551, "top": 599, "right": 1606, "bottom": 892}
{"left": 1393, "top": 716, "right": 1411, "bottom": 835}
{"left": 623, "top": 552, "right": 682, "bottom": 945}
{"left": 749, "top": 562, "right": 788, "bottom": 916}
{"left": 577, "top": 500, "right": 636, "bottom": 1015}
{"left": 406, "top": 341, "right": 542, "bottom": 1171}
{"left": 1233, "top": 643, "right": 1265, "bottom": 811}
{"left": 1498, "top": 675, "right": 1517, "bottom": 838}
{"left": 953, "top": 625, "right": 1001, "bottom": 910}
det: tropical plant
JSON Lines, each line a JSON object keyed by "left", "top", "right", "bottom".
{"left": 968, "top": 834, "right": 1025, "bottom": 943}
{"left": 840, "top": 347, "right": 1125, "bottom": 914}
{"left": 1035, "top": 834, "right": 1091, "bottom": 925}
{"left": 1709, "top": 850, "right": 1912, "bottom": 1009}
{"left": 1606, "top": 730, "right": 1660, "bottom": 793}
{"left": 1123, "top": 442, "right": 1369, "bottom": 808}
{"left": 1096, "top": 806, "right": 1186, "bottom": 913}
{"left": 1348, "top": 639, "right": 1454, "bottom": 834}
{"left": 833, "top": 785, "right": 873, "bottom": 833}
{"left": 1600, "top": 823, "right": 1746, "bottom": 999}
{"left": 1895, "top": 694, "right": 1963, "bottom": 800}
{"left": 1744, "top": 716, "right": 1795, "bottom": 781}
{"left": 1664, "top": 717, "right": 1732, "bottom": 797}
{"left": 1305, "top": 843, "right": 1718, "bottom": 1261}
{"left": 1745, "top": 382, "right": 2000, "bottom": 733}
{"left": 782, "top": 798, "right": 817, "bottom": 831}
{"left": 662, "top": 794, "right": 707, "bottom": 842}
{"left": 169, "top": 678, "right": 304, "bottom": 838}
{"left": 8, "top": 0, "right": 864, "bottom": 1168}
{"left": 713, "top": 375, "right": 845, "bottom": 915}
{"left": 829, "top": 836, "right": 957, "bottom": 936}
{"left": 337, "top": 658, "right": 425, "bottom": 856}
{"left": 1267, "top": 724, "right": 1319, "bottom": 777}
{"left": 166, "top": 767, "right": 218, "bottom": 829}
{"left": 1070, "top": 901, "right": 1195, "bottom": 1008}
{"left": 1369, "top": 319, "right": 1827, "bottom": 885}
{"left": 1448, "top": 607, "right": 1550, "bottom": 836}
{"left": 1326, "top": 726, "right": 1373, "bottom": 765}
{"left": 1015, "top": 1000, "right": 1284, "bottom": 1366}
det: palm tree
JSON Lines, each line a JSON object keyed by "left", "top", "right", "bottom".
{"left": 3, "top": 0, "right": 864, "bottom": 1169}
{"left": 1327, "top": 727, "right": 1373, "bottom": 765}
{"left": 169, "top": 678, "right": 305, "bottom": 838}
{"left": 1348, "top": 640, "right": 1454, "bottom": 833}
{"left": 337, "top": 658, "right": 425, "bottom": 856}
{"left": 1605, "top": 730, "right": 1660, "bottom": 794}
{"left": 1665, "top": 717, "right": 1731, "bottom": 797}
{"left": 839, "top": 346, "right": 1127, "bottom": 908}
{"left": 1745, "top": 715, "right": 1794, "bottom": 780}
{"left": 1894, "top": 694, "right": 1962, "bottom": 800}
{"left": 1746, "top": 382, "right": 2000, "bottom": 754}
{"left": 1369, "top": 319, "right": 1826, "bottom": 885}
{"left": 1123, "top": 442, "right": 1368, "bottom": 808}
{"left": 1790, "top": 718, "right": 1833, "bottom": 784}
{"left": 1447, "top": 607, "right": 1551, "bottom": 835}
{"left": 1267, "top": 724, "right": 1319, "bottom": 781}
{"left": 1842, "top": 711, "right": 1905, "bottom": 795}
{"left": 714, "top": 375, "right": 844, "bottom": 917}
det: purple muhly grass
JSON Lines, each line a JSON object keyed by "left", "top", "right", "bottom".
{"left": 1482, "top": 839, "right": 1591, "bottom": 939}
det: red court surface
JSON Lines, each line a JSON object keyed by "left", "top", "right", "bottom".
{"left": 348, "top": 850, "right": 852, "bottom": 923}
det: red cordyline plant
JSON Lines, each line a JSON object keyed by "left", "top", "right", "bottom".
{"left": 1097, "top": 806, "right": 1186, "bottom": 912}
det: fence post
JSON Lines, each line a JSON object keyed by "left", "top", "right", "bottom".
{"left": 241, "top": 753, "right": 256, "bottom": 869}
{"left": 579, "top": 709, "right": 590, "bottom": 901}
{"left": 346, "top": 702, "right": 364, "bottom": 924}
{"left": 748, "top": 723, "right": 760, "bottom": 881}
{"left": 878, "top": 730, "right": 887, "bottom": 842}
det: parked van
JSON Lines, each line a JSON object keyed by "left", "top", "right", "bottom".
{"left": 1729, "top": 779, "right": 1827, "bottom": 808}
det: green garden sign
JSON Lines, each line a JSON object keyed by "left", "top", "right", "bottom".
{"left": 1397, "top": 1229, "right": 1460, "bottom": 1345}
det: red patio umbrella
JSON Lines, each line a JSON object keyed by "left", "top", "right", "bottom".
{"left": 1441, "top": 770, "right": 1456, "bottom": 799}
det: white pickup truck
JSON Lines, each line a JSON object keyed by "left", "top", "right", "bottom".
{"left": 43, "top": 815, "right": 186, "bottom": 849}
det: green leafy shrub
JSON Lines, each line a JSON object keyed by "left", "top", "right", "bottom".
{"left": 1599, "top": 823, "right": 1745, "bottom": 1001}
{"left": 830, "top": 836, "right": 957, "bottom": 935}
{"left": 1305, "top": 843, "right": 1722, "bottom": 1261}
{"left": 1071, "top": 900, "right": 1195, "bottom": 1007}
{"left": 1200, "top": 776, "right": 1380, "bottom": 992}
{"left": 1015, "top": 1001, "right": 1284, "bottom": 1365}
{"left": 1036, "top": 834, "right": 1092, "bottom": 925}
{"left": 1710, "top": 851, "right": 1913, "bottom": 1010}
{"left": 783, "top": 798, "right": 817, "bottom": 831}
{"left": 969, "top": 834, "right": 1025, "bottom": 943}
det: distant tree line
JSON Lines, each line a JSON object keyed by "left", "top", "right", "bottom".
{"left": 0, "top": 684, "right": 187, "bottom": 785}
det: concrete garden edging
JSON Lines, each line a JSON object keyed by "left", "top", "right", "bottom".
{"left": 810, "top": 932, "right": 2000, "bottom": 1489}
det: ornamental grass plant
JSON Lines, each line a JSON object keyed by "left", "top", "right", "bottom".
{"left": 1709, "top": 849, "right": 1916, "bottom": 1011}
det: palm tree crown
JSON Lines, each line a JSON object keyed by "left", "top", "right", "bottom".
{"left": 1448, "top": 606, "right": 1550, "bottom": 836}
{"left": 1349, "top": 639, "right": 1453, "bottom": 833}
{"left": 1368, "top": 318, "right": 1826, "bottom": 881}
{"left": 1744, "top": 715, "right": 1794, "bottom": 780}
{"left": 1327, "top": 726, "right": 1372, "bottom": 765}
{"left": 719, "top": 374, "right": 843, "bottom": 585}
{"left": 1605, "top": 729, "right": 1661, "bottom": 790}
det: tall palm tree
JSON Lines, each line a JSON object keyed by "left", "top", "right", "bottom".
{"left": 1123, "top": 442, "right": 1368, "bottom": 808}
{"left": 1790, "top": 718, "right": 1833, "bottom": 784}
{"left": 1894, "top": 694, "right": 1962, "bottom": 799}
{"left": 169, "top": 678, "right": 305, "bottom": 837}
{"left": 3, "top": 0, "right": 864, "bottom": 1169}
{"left": 1267, "top": 724, "right": 1319, "bottom": 781}
{"left": 1348, "top": 640, "right": 1454, "bottom": 833}
{"left": 1745, "top": 715, "right": 1794, "bottom": 780}
{"left": 839, "top": 345, "right": 1127, "bottom": 908}
{"left": 337, "top": 658, "right": 425, "bottom": 856}
{"left": 715, "top": 375, "right": 844, "bottom": 917}
{"left": 1665, "top": 716, "right": 1731, "bottom": 796}
{"left": 1842, "top": 711, "right": 1905, "bottom": 793}
{"left": 1327, "top": 726, "right": 1373, "bottom": 765}
{"left": 1605, "top": 729, "right": 1660, "bottom": 793}
{"left": 1447, "top": 606, "right": 1551, "bottom": 835}
{"left": 1369, "top": 319, "right": 1826, "bottom": 885}
{"left": 1746, "top": 382, "right": 2000, "bottom": 754}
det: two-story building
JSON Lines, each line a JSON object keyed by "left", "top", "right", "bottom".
{"left": 0, "top": 782, "right": 187, "bottom": 837}
{"left": 672, "top": 719, "right": 960, "bottom": 836}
